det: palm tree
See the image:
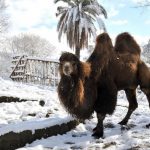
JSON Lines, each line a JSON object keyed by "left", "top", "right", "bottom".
{"left": 54, "top": 0, "right": 107, "bottom": 59}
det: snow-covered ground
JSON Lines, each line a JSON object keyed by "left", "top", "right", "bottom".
{"left": 18, "top": 89, "right": 150, "bottom": 149}
{"left": 1, "top": 78, "right": 150, "bottom": 150}
{"left": 0, "top": 77, "right": 71, "bottom": 132}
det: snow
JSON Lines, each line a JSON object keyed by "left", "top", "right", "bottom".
{"left": 147, "top": 63, "right": 150, "bottom": 67}
{"left": 0, "top": 116, "right": 73, "bottom": 136}
{"left": 0, "top": 77, "right": 71, "bottom": 134}
{"left": 17, "top": 89, "right": 150, "bottom": 150}
{"left": 0, "top": 78, "right": 150, "bottom": 149}
{"left": 0, "top": 77, "right": 56, "bottom": 100}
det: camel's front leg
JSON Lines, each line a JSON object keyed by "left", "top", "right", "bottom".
{"left": 92, "top": 113, "right": 106, "bottom": 138}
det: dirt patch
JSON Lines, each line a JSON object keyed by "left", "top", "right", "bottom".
{"left": 0, "top": 120, "right": 78, "bottom": 150}
{"left": 0, "top": 96, "right": 37, "bottom": 103}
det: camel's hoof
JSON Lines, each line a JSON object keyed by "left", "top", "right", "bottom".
{"left": 146, "top": 123, "right": 150, "bottom": 128}
{"left": 118, "top": 120, "right": 128, "bottom": 125}
{"left": 92, "top": 131, "right": 104, "bottom": 139}
{"left": 93, "top": 127, "right": 97, "bottom": 132}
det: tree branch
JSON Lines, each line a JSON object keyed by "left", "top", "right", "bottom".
{"left": 134, "top": 1, "right": 150, "bottom": 8}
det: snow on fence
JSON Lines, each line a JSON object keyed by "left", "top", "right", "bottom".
{"left": 10, "top": 55, "right": 60, "bottom": 86}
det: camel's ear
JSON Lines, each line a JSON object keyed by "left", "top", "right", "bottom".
{"left": 59, "top": 55, "right": 62, "bottom": 62}
{"left": 81, "top": 62, "right": 91, "bottom": 78}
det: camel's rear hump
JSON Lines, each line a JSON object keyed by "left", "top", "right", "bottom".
{"left": 115, "top": 32, "right": 141, "bottom": 55}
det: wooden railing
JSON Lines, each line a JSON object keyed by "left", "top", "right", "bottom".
{"left": 10, "top": 56, "right": 60, "bottom": 86}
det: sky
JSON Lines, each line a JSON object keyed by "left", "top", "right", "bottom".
{"left": 6, "top": 0, "right": 150, "bottom": 49}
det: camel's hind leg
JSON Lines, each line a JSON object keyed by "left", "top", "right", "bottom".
{"left": 140, "top": 88, "right": 150, "bottom": 128}
{"left": 138, "top": 61, "right": 150, "bottom": 107}
{"left": 141, "top": 88, "right": 150, "bottom": 108}
{"left": 119, "top": 89, "right": 138, "bottom": 125}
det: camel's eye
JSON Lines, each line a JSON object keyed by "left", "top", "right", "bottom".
{"left": 72, "top": 61, "right": 76, "bottom": 66}
{"left": 59, "top": 58, "right": 65, "bottom": 65}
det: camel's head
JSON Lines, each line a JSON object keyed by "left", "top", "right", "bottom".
{"left": 59, "top": 52, "right": 80, "bottom": 76}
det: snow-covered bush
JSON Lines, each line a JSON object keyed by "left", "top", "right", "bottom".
{"left": 8, "top": 33, "right": 56, "bottom": 57}
{"left": 142, "top": 40, "right": 150, "bottom": 64}
{"left": 0, "top": 51, "right": 12, "bottom": 78}
{"left": 0, "top": 0, "right": 9, "bottom": 34}
{"left": 0, "top": 33, "right": 59, "bottom": 78}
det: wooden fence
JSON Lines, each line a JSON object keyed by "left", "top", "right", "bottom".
{"left": 10, "top": 55, "right": 60, "bottom": 86}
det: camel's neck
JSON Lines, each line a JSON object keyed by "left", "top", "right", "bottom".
{"left": 62, "top": 61, "right": 92, "bottom": 100}
{"left": 59, "top": 61, "right": 92, "bottom": 105}
{"left": 58, "top": 70, "right": 95, "bottom": 120}
{"left": 65, "top": 74, "right": 82, "bottom": 88}
{"left": 59, "top": 74, "right": 84, "bottom": 104}
{"left": 59, "top": 74, "right": 80, "bottom": 92}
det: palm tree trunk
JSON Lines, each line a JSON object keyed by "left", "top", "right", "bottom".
{"left": 75, "top": 46, "right": 80, "bottom": 59}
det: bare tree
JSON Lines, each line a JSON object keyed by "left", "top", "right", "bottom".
{"left": 0, "top": 0, "right": 9, "bottom": 34}
{"left": 9, "top": 33, "right": 56, "bottom": 57}
{"left": 0, "top": 51, "right": 12, "bottom": 78}
{"left": 135, "top": 0, "right": 150, "bottom": 7}
{"left": 142, "top": 39, "right": 150, "bottom": 63}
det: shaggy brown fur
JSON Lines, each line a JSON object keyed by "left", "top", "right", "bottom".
{"left": 115, "top": 32, "right": 141, "bottom": 56}
{"left": 87, "top": 32, "right": 150, "bottom": 138}
{"left": 58, "top": 33, "right": 150, "bottom": 138}
{"left": 87, "top": 33, "right": 113, "bottom": 81}
{"left": 81, "top": 62, "right": 91, "bottom": 79}
{"left": 58, "top": 52, "right": 97, "bottom": 120}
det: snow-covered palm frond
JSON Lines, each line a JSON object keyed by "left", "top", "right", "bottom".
{"left": 96, "top": 17, "right": 107, "bottom": 32}
{"left": 55, "top": 0, "right": 107, "bottom": 51}
{"left": 57, "top": 10, "right": 69, "bottom": 41}
{"left": 54, "top": 0, "right": 75, "bottom": 7}
{"left": 56, "top": 6, "right": 68, "bottom": 16}
{"left": 83, "top": 3, "right": 107, "bottom": 18}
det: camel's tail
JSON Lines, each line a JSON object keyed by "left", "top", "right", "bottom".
{"left": 114, "top": 32, "right": 141, "bottom": 55}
